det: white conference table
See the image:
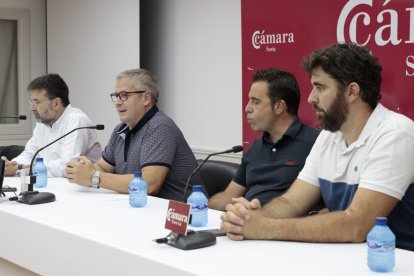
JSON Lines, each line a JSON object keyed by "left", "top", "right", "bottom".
{"left": 0, "top": 177, "right": 413, "bottom": 276}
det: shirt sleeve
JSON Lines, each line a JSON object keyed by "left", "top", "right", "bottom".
{"left": 102, "top": 127, "right": 120, "bottom": 166}
{"left": 359, "top": 128, "right": 414, "bottom": 200}
{"left": 232, "top": 155, "right": 248, "bottom": 187}
{"left": 297, "top": 131, "right": 327, "bottom": 187}
{"left": 13, "top": 124, "right": 42, "bottom": 165}
{"left": 44, "top": 116, "right": 96, "bottom": 177}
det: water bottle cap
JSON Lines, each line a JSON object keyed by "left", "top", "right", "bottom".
{"left": 134, "top": 171, "right": 142, "bottom": 177}
{"left": 36, "top": 157, "right": 43, "bottom": 162}
{"left": 192, "top": 185, "right": 202, "bottom": 192}
{"left": 375, "top": 217, "right": 388, "bottom": 225}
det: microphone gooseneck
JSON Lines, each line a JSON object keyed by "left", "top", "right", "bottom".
{"left": 28, "top": 125, "right": 104, "bottom": 191}
{"left": 0, "top": 115, "right": 27, "bottom": 120}
{"left": 182, "top": 145, "right": 243, "bottom": 202}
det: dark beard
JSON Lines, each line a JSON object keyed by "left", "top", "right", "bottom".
{"left": 316, "top": 92, "right": 348, "bottom": 132}
{"left": 33, "top": 111, "right": 57, "bottom": 126}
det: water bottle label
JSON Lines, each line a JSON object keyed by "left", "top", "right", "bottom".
{"left": 191, "top": 204, "right": 208, "bottom": 211}
{"left": 367, "top": 240, "right": 395, "bottom": 251}
{"left": 129, "top": 186, "right": 138, "bottom": 192}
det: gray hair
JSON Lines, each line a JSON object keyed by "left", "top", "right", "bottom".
{"left": 116, "top": 68, "right": 160, "bottom": 103}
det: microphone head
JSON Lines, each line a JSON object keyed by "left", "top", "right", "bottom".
{"left": 18, "top": 115, "right": 27, "bottom": 120}
{"left": 232, "top": 145, "right": 243, "bottom": 153}
{"left": 95, "top": 124, "right": 105, "bottom": 130}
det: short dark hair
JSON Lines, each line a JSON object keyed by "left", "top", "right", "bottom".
{"left": 27, "top": 73, "right": 70, "bottom": 107}
{"left": 301, "top": 42, "right": 382, "bottom": 109}
{"left": 252, "top": 68, "right": 300, "bottom": 116}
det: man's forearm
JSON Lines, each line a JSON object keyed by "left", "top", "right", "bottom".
{"left": 99, "top": 172, "right": 133, "bottom": 193}
{"left": 247, "top": 210, "right": 368, "bottom": 243}
{"left": 209, "top": 192, "right": 232, "bottom": 211}
{"left": 261, "top": 194, "right": 309, "bottom": 219}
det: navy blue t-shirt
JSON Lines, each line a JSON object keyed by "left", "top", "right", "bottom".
{"left": 233, "top": 118, "right": 319, "bottom": 205}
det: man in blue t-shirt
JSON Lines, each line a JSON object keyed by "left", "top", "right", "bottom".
{"left": 209, "top": 68, "right": 319, "bottom": 211}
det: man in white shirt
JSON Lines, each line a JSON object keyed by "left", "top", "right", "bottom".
{"left": 220, "top": 43, "right": 414, "bottom": 251}
{"left": 1, "top": 73, "right": 102, "bottom": 177}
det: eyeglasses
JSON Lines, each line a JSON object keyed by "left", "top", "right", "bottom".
{"left": 29, "top": 98, "right": 52, "bottom": 106}
{"left": 110, "top": 91, "right": 146, "bottom": 102}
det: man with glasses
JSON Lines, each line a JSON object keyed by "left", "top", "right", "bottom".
{"left": 209, "top": 68, "right": 319, "bottom": 211}
{"left": 1, "top": 73, "right": 102, "bottom": 177}
{"left": 65, "top": 69, "right": 204, "bottom": 201}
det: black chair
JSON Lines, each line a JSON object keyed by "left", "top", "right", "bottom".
{"left": 0, "top": 145, "right": 25, "bottom": 160}
{"left": 197, "top": 159, "right": 239, "bottom": 198}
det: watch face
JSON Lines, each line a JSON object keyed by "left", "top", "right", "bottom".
{"left": 91, "top": 172, "right": 100, "bottom": 188}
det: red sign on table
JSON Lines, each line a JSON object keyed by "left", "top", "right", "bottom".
{"left": 164, "top": 200, "right": 191, "bottom": 235}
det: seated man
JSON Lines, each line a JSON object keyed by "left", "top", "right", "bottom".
{"left": 221, "top": 42, "right": 414, "bottom": 252}
{"left": 1, "top": 74, "right": 102, "bottom": 177}
{"left": 65, "top": 69, "right": 203, "bottom": 201}
{"left": 209, "top": 68, "right": 319, "bottom": 211}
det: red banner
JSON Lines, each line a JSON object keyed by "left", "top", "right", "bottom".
{"left": 242, "top": 0, "right": 414, "bottom": 146}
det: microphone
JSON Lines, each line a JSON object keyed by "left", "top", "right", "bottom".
{"left": 19, "top": 124, "right": 104, "bottom": 205}
{"left": 28, "top": 124, "right": 105, "bottom": 179}
{"left": 0, "top": 115, "right": 27, "bottom": 120}
{"left": 182, "top": 145, "right": 243, "bottom": 202}
{"left": 158, "top": 145, "right": 243, "bottom": 250}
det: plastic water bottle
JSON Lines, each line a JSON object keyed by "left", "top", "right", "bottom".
{"left": 128, "top": 171, "right": 147, "bottom": 208}
{"left": 367, "top": 217, "right": 395, "bottom": 272}
{"left": 34, "top": 157, "right": 48, "bottom": 188}
{"left": 187, "top": 185, "right": 208, "bottom": 227}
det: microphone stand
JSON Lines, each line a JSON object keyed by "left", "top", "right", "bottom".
{"left": 157, "top": 145, "right": 243, "bottom": 250}
{"left": 155, "top": 230, "right": 218, "bottom": 250}
{"left": 182, "top": 145, "right": 243, "bottom": 202}
{"left": 17, "top": 125, "right": 104, "bottom": 205}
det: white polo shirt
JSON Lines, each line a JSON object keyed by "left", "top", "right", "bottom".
{"left": 14, "top": 105, "right": 102, "bottom": 177}
{"left": 298, "top": 103, "right": 414, "bottom": 211}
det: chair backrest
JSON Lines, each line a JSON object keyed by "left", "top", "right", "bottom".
{"left": 197, "top": 159, "right": 239, "bottom": 197}
{"left": 0, "top": 145, "right": 25, "bottom": 160}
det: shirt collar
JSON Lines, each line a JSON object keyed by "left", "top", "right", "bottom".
{"left": 117, "top": 105, "right": 159, "bottom": 135}
{"left": 261, "top": 117, "right": 303, "bottom": 145}
{"left": 353, "top": 103, "right": 385, "bottom": 147}
{"left": 51, "top": 104, "right": 73, "bottom": 129}
{"left": 336, "top": 103, "right": 385, "bottom": 151}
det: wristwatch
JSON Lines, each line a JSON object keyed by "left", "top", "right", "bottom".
{"left": 90, "top": 171, "right": 101, "bottom": 189}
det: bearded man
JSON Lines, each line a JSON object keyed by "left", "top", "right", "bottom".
{"left": 220, "top": 42, "right": 414, "bottom": 252}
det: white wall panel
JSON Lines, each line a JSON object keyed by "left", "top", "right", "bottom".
{"left": 47, "top": 0, "right": 140, "bottom": 145}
